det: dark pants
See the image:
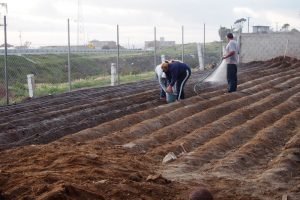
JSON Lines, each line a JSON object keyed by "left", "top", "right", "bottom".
{"left": 227, "top": 64, "right": 237, "bottom": 92}
{"left": 176, "top": 68, "right": 191, "bottom": 100}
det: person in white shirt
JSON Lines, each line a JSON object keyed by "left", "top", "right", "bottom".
{"left": 155, "top": 64, "right": 168, "bottom": 100}
{"left": 222, "top": 33, "right": 238, "bottom": 92}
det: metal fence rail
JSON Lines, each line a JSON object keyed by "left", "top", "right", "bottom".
{"left": 0, "top": 48, "right": 152, "bottom": 55}
{"left": 0, "top": 50, "right": 163, "bottom": 106}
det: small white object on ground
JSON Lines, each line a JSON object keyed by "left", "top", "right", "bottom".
{"left": 162, "top": 152, "right": 177, "bottom": 164}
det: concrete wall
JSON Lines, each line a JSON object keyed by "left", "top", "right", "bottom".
{"left": 239, "top": 31, "right": 300, "bottom": 63}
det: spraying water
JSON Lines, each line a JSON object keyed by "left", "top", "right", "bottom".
{"left": 205, "top": 59, "right": 227, "bottom": 83}
{"left": 193, "top": 59, "right": 228, "bottom": 94}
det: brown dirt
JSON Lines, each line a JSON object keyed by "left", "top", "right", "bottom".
{"left": 0, "top": 56, "right": 299, "bottom": 200}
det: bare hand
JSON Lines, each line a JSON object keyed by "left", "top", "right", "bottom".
{"left": 166, "top": 85, "right": 173, "bottom": 93}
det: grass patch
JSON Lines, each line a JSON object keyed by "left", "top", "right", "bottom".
{"left": 2, "top": 71, "right": 155, "bottom": 105}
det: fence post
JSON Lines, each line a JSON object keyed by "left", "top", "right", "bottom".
{"left": 117, "top": 24, "right": 120, "bottom": 85}
{"left": 161, "top": 55, "right": 165, "bottom": 63}
{"left": 67, "top": 18, "right": 71, "bottom": 92}
{"left": 197, "top": 43, "right": 204, "bottom": 71}
{"left": 111, "top": 63, "right": 117, "bottom": 86}
{"left": 284, "top": 39, "right": 289, "bottom": 59}
{"left": 3, "top": 16, "right": 8, "bottom": 105}
{"left": 27, "top": 74, "right": 35, "bottom": 98}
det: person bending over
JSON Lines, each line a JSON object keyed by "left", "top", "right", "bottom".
{"left": 161, "top": 60, "right": 191, "bottom": 100}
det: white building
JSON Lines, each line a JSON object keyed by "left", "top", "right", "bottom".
{"left": 253, "top": 26, "right": 270, "bottom": 33}
{"left": 144, "top": 37, "right": 175, "bottom": 50}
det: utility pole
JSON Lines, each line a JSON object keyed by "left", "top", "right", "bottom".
{"left": 4, "top": 16, "right": 8, "bottom": 104}
{"left": 67, "top": 19, "right": 71, "bottom": 92}
{"left": 247, "top": 17, "right": 250, "bottom": 33}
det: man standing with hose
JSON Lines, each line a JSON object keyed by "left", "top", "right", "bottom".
{"left": 161, "top": 60, "right": 191, "bottom": 101}
{"left": 222, "top": 33, "right": 238, "bottom": 93}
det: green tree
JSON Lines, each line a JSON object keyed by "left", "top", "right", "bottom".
{"left": 281, "top": 23, "right": 290, "bottom": 32}
{"left": 234, "top": 18, "right": 247, "bottom": 33}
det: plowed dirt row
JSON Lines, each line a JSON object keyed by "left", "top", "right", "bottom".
{"left": 0, "top": 59, "right": 291, "bottom": 149}
{"left": 0, "top": 57, "right": 299, "bottom": 200}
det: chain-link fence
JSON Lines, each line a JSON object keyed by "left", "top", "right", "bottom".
{"left": 0, "top": 19, "right": 217, "bottom": 105}
{"left": 0, "top": 16, "right": 223, "bottom": 106}
{"left": 0, "top": 49, "right": 160, "bottom": 105}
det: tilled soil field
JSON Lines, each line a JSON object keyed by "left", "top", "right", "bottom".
{"left": 0, "top": 57, "right": 299, "bottom": 200}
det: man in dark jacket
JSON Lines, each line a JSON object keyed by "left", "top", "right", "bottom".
{"left": 161, "top": 60, "right": 191, "bottom": 100}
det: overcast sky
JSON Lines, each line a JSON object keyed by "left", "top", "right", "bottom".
{"left": 1, "top": 0, "right": 300, "bottom": 48}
